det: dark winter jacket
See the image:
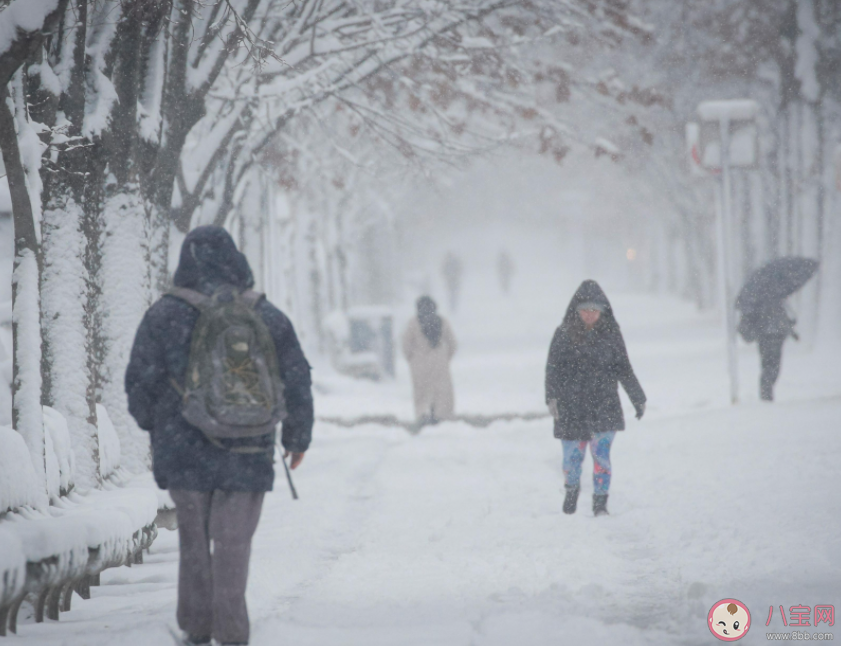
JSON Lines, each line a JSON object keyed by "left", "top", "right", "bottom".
{"left": 125, "top": 226, "right": 313, "bottom": 492}
{"left": 545, "top": 280, "right": 646, "bottom": 441}
{"left": 738, "top": 300, "right": 794, "bottom": 342}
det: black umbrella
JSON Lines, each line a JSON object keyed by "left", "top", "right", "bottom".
{"left": 736, "top": 257, "right": 819, "bottom": 310}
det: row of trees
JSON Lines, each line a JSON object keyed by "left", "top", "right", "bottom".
{"left": 0, "top": 0, "right": 651, "bottom": 493}
{"left": 604, "top": 0, "right": 841, "bottom": 321}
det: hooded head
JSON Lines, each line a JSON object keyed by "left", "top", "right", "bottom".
{"left": 561, "top": 280, "right": 617, "bottom": 338}
{"left": 416, "top": 295, "right": 443, "bottom": 348}
{"left": 173, "top": 226, "right": 254, "bottom": 294}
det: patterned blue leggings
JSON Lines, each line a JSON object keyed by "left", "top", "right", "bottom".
{"left": 562, "top": 431, "right": 616, "bottom": 495}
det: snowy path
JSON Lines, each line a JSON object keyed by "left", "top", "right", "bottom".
{"left": 16, "top": 293, "right": 841, "bottom": 646}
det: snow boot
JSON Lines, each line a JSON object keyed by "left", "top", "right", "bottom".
{"left": 593, "top": 494, "right": 609, "bottom": 516}
{"left": 563, "top": 485, "right": 580, "bottom": 514}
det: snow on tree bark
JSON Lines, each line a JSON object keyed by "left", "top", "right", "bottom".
{"left": 99, "top": 189, "right": 151, "bottom": 473}
{"left": 41, "top": 199, "right": 101, "bottom": 489}
{"left": 11, "top": 251, "right": 46, "bottom": 493}
{"left": 0, "top": 76, "right": 47, "bottom": 494}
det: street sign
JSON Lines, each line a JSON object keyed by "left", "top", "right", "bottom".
{"left": 697, "top": 100, "right": 759, "bottom": 169}
{"left": 685, "top": 122, "right": 708, "bottom": 177}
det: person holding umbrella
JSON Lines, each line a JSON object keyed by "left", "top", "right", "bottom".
{"left": 743, "top": 300, "right": 795, "bottom": 402}
{"left": 736, "top": 257, "right": 819, "bottom": 402}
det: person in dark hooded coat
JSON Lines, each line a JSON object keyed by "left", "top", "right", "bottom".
{"left": 125, "top": 226, "right": 313, "bottom": 646}
{"left": 545, "top": 280, "right": 645, "bottom": 516}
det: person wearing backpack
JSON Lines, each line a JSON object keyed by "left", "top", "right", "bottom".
{"left": 545, "top": 280, "right": 645, "bottom": 517}
{"left": 125, "top": 226, "right": 313, "bottom": 646}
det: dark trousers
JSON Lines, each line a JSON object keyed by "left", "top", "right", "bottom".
{"left": 170, "top": 489, "right": 265, "bottom": 645}
{"left": 758, "top": 335, "right": 786, "bottom": 401}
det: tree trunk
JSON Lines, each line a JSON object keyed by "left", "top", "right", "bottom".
{"left": 0, "top": 86, "right": 46, "bottom": 492}
{"left": 96, "top": 0, "right": 155, "bottom": 472}
{"left": 38, "top": 0, "right": 102, "bottom": 488}
{"left": 739, "top": 170, "right": 756, "bottom": 278}
{"left": 765, "top": 116, "right": 782, "bottom": 260}
{"left": 41, "top": 197, "right": 101, "bottom": 488}
{"left": 794, "top": 100, "right": 804, "bottom": 257}
{"left": 99, "top": 189, "right": 151, "bottom": 472}
{"left": 783, "top": 104, "right": 795, "bottom": 255}
{"left": 307, "top": 218, "right": 325, "bottom": 352}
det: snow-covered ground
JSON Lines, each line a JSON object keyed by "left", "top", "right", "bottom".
{"left": 15, "top": 273, "right": 841, "bottom": 646}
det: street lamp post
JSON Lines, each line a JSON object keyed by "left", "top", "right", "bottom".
{"left": 695, "top": 100, "right": 759, "bottom": 404}
{"left": 717, "top": 117, "right": 739, "bottom": 404}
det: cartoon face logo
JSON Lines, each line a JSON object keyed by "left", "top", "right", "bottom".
{"left": 708, "top": 599, "right": 751, "bottom": 641}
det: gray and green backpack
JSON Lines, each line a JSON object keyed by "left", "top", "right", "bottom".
{"left": 169, "top": 286, "right": 286, "bottom": 452}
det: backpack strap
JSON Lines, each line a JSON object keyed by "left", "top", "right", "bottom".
{"left": 240, "top": 289, "right": 266, "bottom": 309}
{"left": 205, "top": 434, "right": 274, "bottom": 454}
{"left": 169, "top": 287, "right": 211, "bottom": 310}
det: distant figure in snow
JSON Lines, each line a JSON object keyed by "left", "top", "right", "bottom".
{"left": 738, "top": 299, "right": 796, "bottom": 402}
{"left": 736, "top": 257, "right": 817, "bottom": 402}
{"left": 545, "top": 280, "right": 646, "bottom": 517}
{"left": 441, "top": 252, "right": 464, "bottom": 312}
{"left": 497, "top": 250, "right": 515, "bottom": 294}
{"left": 125, "top": 226, "right": 313, "bottom": 646}
{"left": 402, "top": 296, "right": 457, "bottom": 426}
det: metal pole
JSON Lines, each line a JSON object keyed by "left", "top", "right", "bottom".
{"left": 718, "top": 118, "right": 739, "bottom": 403}
{"left": 281, "top": 452, "right": 299, "bottom": 500}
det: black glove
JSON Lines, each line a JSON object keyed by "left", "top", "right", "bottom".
{"left": 634, "top": 402, "right": 645, "bottom": 420}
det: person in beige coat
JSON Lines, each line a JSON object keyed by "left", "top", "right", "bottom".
{"left": 402, "top": 296, "right": 457, "bottom": 424}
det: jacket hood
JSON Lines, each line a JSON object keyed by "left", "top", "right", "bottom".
{"left": 562, "top": 280, "right": 616, "bottom": 330}
{"left": 566, "top": 280, "right": 611, "bottom": 313}
{"left": 416, "top": 295, "right": 443, "bottom": 348}
{"left": 173, "top": 226, "right": 254, "bottom": 293}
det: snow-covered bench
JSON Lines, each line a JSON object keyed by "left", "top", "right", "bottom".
{"left": 0, "top": 489, "right": 158, "bottom": 634}
{"left": 0, "top": 411, "right": 160, "bottom": 636}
